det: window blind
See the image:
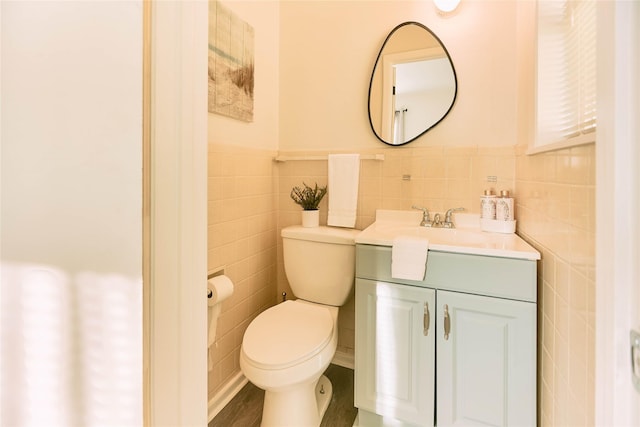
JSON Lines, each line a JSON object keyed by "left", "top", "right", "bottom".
{"left": 536, "top": 0, "right": 596, "bottom": 149}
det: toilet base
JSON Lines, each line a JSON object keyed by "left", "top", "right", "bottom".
{"left": 316, "top": 375, "right": 333, "bottom": 422}
{"left": 261, "top": 375, "right": 333, "bottom": 427}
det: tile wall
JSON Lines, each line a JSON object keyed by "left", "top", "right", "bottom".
{"left": 276, "top": 145, "right": 518, "bottom": 357}
{"left": 208, "top": 142, "right": 596, "bottom": 427}
{"left": 516, "top": 143, "right": 596, "bottom": 426}
{"left": 207, "top": 143, "right": 279, "bottom": 399}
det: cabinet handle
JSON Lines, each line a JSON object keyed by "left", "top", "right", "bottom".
{"left": 423, "top": 302, "right": 430, "bottom": 336}
{"left": 444, "top": 304, "right": 451, "bottom": 340}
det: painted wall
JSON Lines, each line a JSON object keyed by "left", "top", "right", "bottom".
{"left": 1, "top": 2, "right": 143, "bottom": 425}
{"left": 208, "top": 0, "right": 279, "bottom": 150}
{"left": 279, "top": 0, "right": 518, "bottom": 151}
{"left": 208, "top": 1, "right": 595, "bottom": 425}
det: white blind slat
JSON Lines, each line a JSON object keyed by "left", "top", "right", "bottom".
{"left": 536, "top": 0, "right": 596, "bottom": 148}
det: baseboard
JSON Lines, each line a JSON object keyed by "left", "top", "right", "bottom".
{"left": 208, "top": 371, "right": 248, "bottom": 422}
{"left": 332, "top": 348, "right": 354, "bottom": 369}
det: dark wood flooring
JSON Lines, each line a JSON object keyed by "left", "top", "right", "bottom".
{"left": 209, "top": 364, "right": 357, "bottom": 427}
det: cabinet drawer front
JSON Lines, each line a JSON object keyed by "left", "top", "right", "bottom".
{"left": 356, "top": 244, "right": 536, "bottom": 302}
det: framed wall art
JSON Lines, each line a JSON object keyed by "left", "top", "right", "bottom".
{"left": 208, "top": 0, "right": 254, "bottom": 122}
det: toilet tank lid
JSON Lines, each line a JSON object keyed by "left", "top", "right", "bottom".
{"left": 282, "top": 225, "right": 360, "bottom": 245}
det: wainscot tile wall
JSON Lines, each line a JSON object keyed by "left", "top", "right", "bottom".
{"left": 516, "top": 143, "right": 595, "bottom": 426}
{"left": 276, "top": 145, "right": 518, "bottom": 359}
{"left": 207, "top": 143, "right": 279, "bottom": 399}
{"left": 208, "top": 143, "right": 595, "bottom": 427}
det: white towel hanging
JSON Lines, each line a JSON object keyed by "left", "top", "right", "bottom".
{"left": 327, "top": 154, "right": 360, "bottom": 228}
{"left": 391, "top": 235, "right": 429, "bottom": 281}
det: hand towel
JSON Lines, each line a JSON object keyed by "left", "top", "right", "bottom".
{"left": 327, "top": 154, "right": 360, "bottom": 228}
{"left": 391, "top": 236, "right": 429, "bottom": 281}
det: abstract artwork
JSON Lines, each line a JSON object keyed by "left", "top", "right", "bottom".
{"left": 208, "top": 0, "right": 255, "bottom": 122}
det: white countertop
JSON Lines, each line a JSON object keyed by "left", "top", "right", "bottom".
{"left": 355, "top": 210, "right": 541, "bottom": 261}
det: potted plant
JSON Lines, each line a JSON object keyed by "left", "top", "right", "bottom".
{"left": 290, "top": 182, "right": 327, "bottom": 227}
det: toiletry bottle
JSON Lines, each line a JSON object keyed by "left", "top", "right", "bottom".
{"left": 480, "top": 189, "right": 497, "bottom": 219}
{"left": 496, "top": 190, "right": 514, "bottom": 221}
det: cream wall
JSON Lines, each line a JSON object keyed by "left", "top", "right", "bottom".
{"left": 208, "top": 0, "right": 279, "bottom": 150}
{"left": 279, "top": 0, "right": 518, "bottom": 151}
{"left": 209, "top": 2, "right": 596, "bottom": 425}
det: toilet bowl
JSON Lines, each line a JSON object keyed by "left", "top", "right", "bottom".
{"left": 240, "top": 300, "right": 338, "bottom": 426}
{"left": 240, "top": 225, "right": 360, "bottom": 427}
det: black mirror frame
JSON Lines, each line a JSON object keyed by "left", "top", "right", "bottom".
{"left": 367, "top": 21, "right": 458, "bottom": 146}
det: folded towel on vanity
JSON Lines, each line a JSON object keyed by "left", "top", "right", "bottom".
{"left": 327, "top": 154, "right": 360, "bottom": 228}
{"left": 391, "top": 236, "right": 429, "bottom": 281}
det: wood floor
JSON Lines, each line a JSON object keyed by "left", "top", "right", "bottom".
{"left": 209, "top": 364, "right": 358, "bottom": 427}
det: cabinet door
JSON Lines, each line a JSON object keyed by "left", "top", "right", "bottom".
{"left": 436, "top": 290, "right": 536, "bottom": 427}
{"left": 355, "top": 278, "right": 436, "bottom": 427}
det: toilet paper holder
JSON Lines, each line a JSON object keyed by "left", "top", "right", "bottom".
{"left": 207, "top": 273, "right": 234, "bottom": 306}
{"left": 207, "top": 269, "right": 228, "bottom": 300}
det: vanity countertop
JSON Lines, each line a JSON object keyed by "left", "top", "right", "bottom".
{"left": 355, "top": 210, "right": 541, "bottom": 261}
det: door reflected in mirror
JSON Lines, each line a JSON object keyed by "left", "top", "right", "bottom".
{"left": 368, "top": 22, "right": 457, "bottom": 146}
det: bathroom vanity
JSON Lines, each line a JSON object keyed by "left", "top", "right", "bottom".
{"left": 353, "top": 210, "right": 540, "bottom": 427}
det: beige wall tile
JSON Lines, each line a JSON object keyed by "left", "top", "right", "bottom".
{"left": 207, "top": 144, "right": 278, "bottom": 399}
{"left": 208, "top": 142, "right": 595, "bottom": 427}
{"left": 516, "top": 143, "right": 595, "bottom": 425}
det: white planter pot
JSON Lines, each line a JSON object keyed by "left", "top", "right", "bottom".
{"left": 301, "top": 210, "right": 319, "bottom": 227}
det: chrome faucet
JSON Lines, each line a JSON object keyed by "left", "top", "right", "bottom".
{"left": 412, "top": 205, "right": 432, "bottom": 227}
{"left": 443, "top": 207, "right": 465, "bottom": 228}
{"left": 432, "top": 213, "right": 442, "bottom": 227}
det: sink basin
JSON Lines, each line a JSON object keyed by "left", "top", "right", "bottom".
{"left": 383, "top": 226, "right": 489, "bottom": 246}
{"left": 355, "top": 210, "right": 540, "bottom": 260}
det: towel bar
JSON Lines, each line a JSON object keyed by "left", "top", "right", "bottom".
{"left": 273, "top": 154, "right": 384, "bottom": 162}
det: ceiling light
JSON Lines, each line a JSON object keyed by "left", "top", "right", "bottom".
{"left": 434, "top": 0, "right": 461, "bottom": 13}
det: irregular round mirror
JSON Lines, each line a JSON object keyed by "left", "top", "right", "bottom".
{"left": 368, "top": 22, "right": 458, "bottom": 146}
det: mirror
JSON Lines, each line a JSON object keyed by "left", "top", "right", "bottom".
{"left": 368, "top": 22, "right": 458, "bottom": 146}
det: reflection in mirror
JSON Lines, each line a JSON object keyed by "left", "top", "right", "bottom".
{"left": 368, "top": 22, "right": 457, "bottom": 146}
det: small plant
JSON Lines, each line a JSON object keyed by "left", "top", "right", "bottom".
{"left": 290, "top": 182, "right": 327, "bottom": 210}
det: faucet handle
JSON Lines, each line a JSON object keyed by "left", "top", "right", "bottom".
{"left": 412, "top": 205, "right": 432, "bottom": 227}
{"left": 444, "top": 207, "right": 465, "bottom": 227}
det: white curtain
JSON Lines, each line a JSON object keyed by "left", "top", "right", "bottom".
{"left": 393, "top": 108, "right": 407, "bottom": 144}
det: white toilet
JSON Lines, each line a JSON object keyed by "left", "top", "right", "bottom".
{"left": 240, "top": 225, "right": 360, "bottom": 427}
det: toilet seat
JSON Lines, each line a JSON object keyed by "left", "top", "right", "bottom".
{"left": 242, "top": 300, "right": 334, "bottom": 370}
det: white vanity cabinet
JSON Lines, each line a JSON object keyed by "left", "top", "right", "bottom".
{"left": 354, "top": 244, "right": 537, "bottom": 427}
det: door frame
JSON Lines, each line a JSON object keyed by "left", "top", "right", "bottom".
{"left": 143, "top": 1, "right": 208, "bottom": 425}
{"left": 596, "top": 0, "right": 640, "bottom": 424}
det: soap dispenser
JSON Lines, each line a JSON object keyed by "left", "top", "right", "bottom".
{"left": 480, "top": 189, "right": 496, "bottom": 219}
{"left": 496, "top": 190, "right": 514, "bottom": 221}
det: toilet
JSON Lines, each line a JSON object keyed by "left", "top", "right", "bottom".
{"left": 240, "top": 225, "right": 360, "bottom": 427}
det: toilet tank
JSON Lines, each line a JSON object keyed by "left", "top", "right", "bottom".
{"left": 281, "top": 225, "right": 360, "bottom": 306}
